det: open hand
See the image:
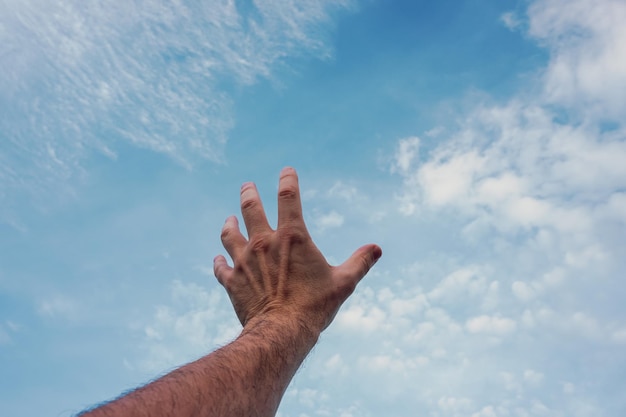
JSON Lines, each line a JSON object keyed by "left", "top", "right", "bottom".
{"left": 213, "top": 167, "right": 382, "bottom": 335}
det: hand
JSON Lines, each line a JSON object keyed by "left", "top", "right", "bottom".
{"left": 213, "top": 167, "right": 382, "bottom": 335}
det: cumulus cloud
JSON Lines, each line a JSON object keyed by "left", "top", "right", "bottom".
{"left": 523, "top": 369, "right": 544, "bottom": 386}
{"left": 512, "top": 281, "right": 537, "bottom": 302}
{"left": 465, "top": 315, "right": 517, "bottom": 335}
{"left": 295, "top": 278, "right": 587, "bottom": 416}
{"left": 336, "top": 302, "right": 387, "bottom": 333}
{"left": 136, "top": 280, "right": 240, "bottom": 373}
{"left": 391, "top": 136, "right": 420, "bottom": 175}
{"left": 528, "top": 0, "right": 626, "bottom": 118}
{"left": 395, "top": 102, "right": 626, "bottom": 234}
{"left": 427, "top": 267, "right": 488, "bottom": 302}
{"left": 313, "top": 210, "right": 345, "bottom": 231}
{"left": 277, "top": 1, "right": 626, "bottom": 415}
{"left": 471, "top": 406, "right": 498, "bottom": 417}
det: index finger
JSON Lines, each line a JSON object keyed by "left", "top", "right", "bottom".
{"left": 240, "top": 182, "right": 272, "bottom": 237}
{"left": 277, "top": 167, "right": 305, "bottom": 228}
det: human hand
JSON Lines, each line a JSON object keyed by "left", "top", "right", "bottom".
{"left": 213, "top": 167, "right": 382, "bottom": 335}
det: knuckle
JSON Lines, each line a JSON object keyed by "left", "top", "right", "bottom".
{"left": 278, "top": 228, "right": 306, "bottom": 245}
{"left": 215, "top": 272, "right": 228, "bottom": 287}
{"left": 220, "top": 227, "right": 232, "bottom": 242}
{"left": 359, "top": 254, "right": 372, "bottom": 273}
{"left": 214, "top": 269, "right": 230, "bottom": 288}
{"left": 337, "top": 279, "right": 357, "bottom": 298}
{"left": 278, "top": 185, "right": 298, "bottom": 200}
{"left": 249, "top": 234, "right": 270, "bottom": 252}
{"left": 241, "top": 197, "right": 258, "bottom": 211}
{"left": 221, "top": 278, "right": 234, "bottom": 293}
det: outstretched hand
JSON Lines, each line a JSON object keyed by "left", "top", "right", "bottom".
{"left": 78, "top": 167, "right": 381, "bottom": 417}
{"left": 214, "top": 167, "right": 382, "bottom": 335}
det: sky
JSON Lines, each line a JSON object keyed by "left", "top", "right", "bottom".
{"left": 1, "top": 0, "right": 626, "bottom": 416}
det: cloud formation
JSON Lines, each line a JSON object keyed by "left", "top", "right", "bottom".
{"left": 136, "top": 280, "right": 240, "bottom": 373}
{"left": 528, "top": 0, "right": 626, "bottom": 118}
{"left": 30, "top": 0, "right": 623, "bottom": 415}
{"left": 271, "top": 0, "right": 626, "bottom": 415}
{"left": 371, "top": 0, "right": 626, "bottom": 414}
{"left": 0, "top": 0, "right": 351, "bottom": 221}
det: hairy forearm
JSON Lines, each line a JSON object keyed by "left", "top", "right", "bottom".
{"left": 80, "top": 316, "right": 318, "bottom": 417}
{"left": 79, "top": 168, "right": 380, "bottom": 417}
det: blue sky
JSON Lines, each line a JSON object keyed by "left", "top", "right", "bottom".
{"left": 2, "top": 0, "right": 626, "bottom": 416}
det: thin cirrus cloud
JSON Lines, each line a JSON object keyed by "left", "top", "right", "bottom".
{"left": 0, "top": 0, "right": 352, "bottom": 221}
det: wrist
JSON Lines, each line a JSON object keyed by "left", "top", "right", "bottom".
{"left": 242, "top": 309, "right": 321, "bottom": 346}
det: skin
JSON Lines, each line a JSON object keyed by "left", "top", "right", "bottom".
{"left": 79, "top": 167, "right": 382, "bottom": 417}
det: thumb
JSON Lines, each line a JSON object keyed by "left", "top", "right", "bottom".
{"left": 335, "top": 244, "right": 382, "bottom": 287}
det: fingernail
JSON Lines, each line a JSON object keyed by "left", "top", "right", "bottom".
{"left": 241, "top": 182, "right": 254, "bottom": 190}
{"left": 372, "top": 246, "right": 382, "bottom": 263}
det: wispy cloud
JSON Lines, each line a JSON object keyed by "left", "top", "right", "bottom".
{"left": 313, "top": 210, "right": 345, "bottom": 231}
{"left": 0, "top": 0, "right": 352, "bottom": 222}
{"left": 0, "top": 321, "right": 20, "bottom": 345}
{"left": 37, "top": 294, "right": 78, "bottom": 318}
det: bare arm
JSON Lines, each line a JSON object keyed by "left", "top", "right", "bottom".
{"left": 79, "top": 167, "right": 381, "bottom": 417}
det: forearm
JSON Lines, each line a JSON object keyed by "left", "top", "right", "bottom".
{"left": 80, "top": 315, "right": 318, "bottom": 417}
{"left": 206, "top": 315, "right": 319, "bottom": 416}
{"left": 79, "top": 168, "right": 380, "bottom": 417}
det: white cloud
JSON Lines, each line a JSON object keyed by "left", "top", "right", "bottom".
{"left": 37, "top": 294, "right": 77, "bottom": 319}
{"left": 427, "top": 267, "right": 488, "bottom": 302}
{"left": 283, "top": 1, "right": 626, "bottom": 415}
{"left": 471, "top": 405, "right": 497, "bottom": 417}
{"left": 322, "top": 353, "right": 348, "bottom": 376}
{"left": 313, "top": 210, "right": 345, "bottom": 231}
{"left": 466, "top": 315, "right": 517, "bottom": 335}
{"left": 395, "top": 101, "right": 626, "bottom": 237}
{"left": 418, "top": 150, "right": 486, "bottom": 207}
{"left": 562, "top": 382, "right": 575, "bottom": 394}
{"left": 611, "top": 328, "right": 626, "bottom": 344}
{"left": 0, "top": 0, "right": 353, "bottom": 222}
{"left": 570, "top": 311, "right": 600, "bottom": 338}
{"left": 357, "top": 352, "right": 429, "bottom": 374}
{"left": 438, "top": 396, "right": 473, "bottom": 413}
{"left": 0, "top": 324, "right": 12, "bottom": 345}
{"left": 391, "top": 136, "right": 420, "bottom": 175}
{"left": 523, "top": 369, "right": 544, "bottom": 386}
{"left": 328, "top": 181, "right": 359, "bottom": 201}
{"left": 512, "top": 281, "right": 537, "bottom": 302}
{"left": 501, "top": 12, "right": 521, "bottom": 30}
{"left": 336, "top": 303, "right": 387, "bottom": 333}
{"left": 136, "top": 280, "right": 240, "bottom": 373}
{"left": 387, "top": 292, "right": 428, "bottom": 318}
{"left": 294, "top": 387, "right": 327, "bottom": 408}
{"left": 528, "top": 0, "right": 626, "bottom": 118}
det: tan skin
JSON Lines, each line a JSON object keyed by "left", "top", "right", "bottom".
{"left": 79, "top": 167, "right": 382, "bottom": 417}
